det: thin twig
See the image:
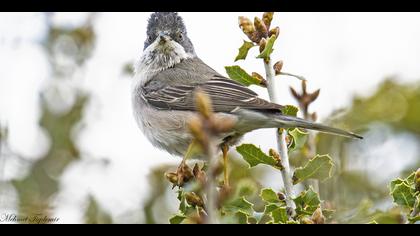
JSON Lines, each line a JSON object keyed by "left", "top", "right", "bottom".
{"left": 204, "top": 136, "right": 219, "bottom": 224}
{"left": 263, "top": 60, "right": 297, "bottom": 215}
{"left": 279, "top": 72, "right": 306, "bottom": 81}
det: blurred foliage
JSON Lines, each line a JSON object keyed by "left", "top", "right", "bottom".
{"left": 315, "top": 78, "right": 420, "bottom": 223}
{"left": 84, "top": 195, "right": 113, "bottom": 224}
{"left": 0, "top": 13, "right": 113, "bottom": 224}
{"left": 12, "top": 95, "right": 87, "bottom": 216}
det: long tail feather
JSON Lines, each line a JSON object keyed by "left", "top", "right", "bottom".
{"left": 274, "top": 114, "right": 363, "bottom": 139}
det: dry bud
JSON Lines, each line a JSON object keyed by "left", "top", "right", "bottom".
{"left": 262, "top": 12, "right": 274, "bottom": 30}
{"left": 254, "top": 17, "right": 268, "bottom": 40}
{"left": 311, "top": 112, "right": 318, "bottom": 122}
{"left": 273, "top": 60, "right": 284, "bottom": 75}
{"left": 311, "top": 208, "right": 325, "bottom": 224}
{"left": 269, "top": 148, "right": 284, "bottom": 170}
{"left": 211, "top": 116, "right": 236, "bottom": 133}
{"left": 269, "top": 27, "right": 280, "bottom": 38}
{"left": 185, "top": 192, "right": 204, "bottom": 207}
{"left": 193, "top": 163, "right": 207, "bottom": 186}
{"left": 165, "top": 172, "right": 178, "bottom": 185}
{"left": 238, "top": 16, "right": 256, "bottom": 39}
{"left": 259, "top": 38, "right": 267, "bottom": 53}
{"left": 290, "top": 80, "right": 321, "bottom": 115}
{"left": 301, "top": 217, "right": 315, "bottom": 224}
{"left": 251, "top": 72, "right": 267, "bottom": 87}
{"left": 277, "top": 192, "right": 286, "bottom": 201}
{"left": 188, "top": 116, "right": 207, "bottom": 146}
{"left": 194, "top": 89, "right": 213, "bottom": 119}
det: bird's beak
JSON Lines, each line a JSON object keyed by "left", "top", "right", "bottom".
{"left": 158, "top": 31, "right": 171, "bottom": 44}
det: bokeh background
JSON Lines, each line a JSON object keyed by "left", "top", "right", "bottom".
{"left": 0, "top": 12, "right": 419, "bottom": 223}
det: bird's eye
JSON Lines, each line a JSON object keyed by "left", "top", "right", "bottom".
{"left": 178, "top": 33, "right": 183, "bottom": 40}
{"left": 148, "top": 35, "right": 153, "bottom": 41}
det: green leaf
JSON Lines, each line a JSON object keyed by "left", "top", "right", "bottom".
{"left": 281, "top": 105, "right": 299, "bottom": 117}
{"left": 234, "top": 41, "right": 255, "bottom": 61}
{"left": 293, "top": 154, "right": 334, "bottom": 184}
{"left": 234, "top": 179, "right": 258, "bottom": 198}
{"left": 262, "top": 203, "right": 288, "bottom": 224}
{"left": 225, "top": 65, "right": 261, "bottom": 87}
{"left": 257, "top": 35, "right": 277, "bottom": 60}
{"left": 288, "top": 128, "right": 308, "bottom": 152}
{"left": 235, "top": 211, "right": 249, "bottom": 224}
{"left": 408, "top": 211, "right": 420, "bottom": 224}
{"left": 390, "top": 181, "right": 416, "bottom": 208}
{"left": 236, "top": 144, "right": 278, "bottom": 168}
{"left": 260, "top": 188, "right": 281, "bottom": 203}
{"left": 224, "top": 197, "right": 254, "bottom": 215}
{"left": 293, "top": 187, "right": 321, "bottom": 216}
{"left": 169, "top": 214, "right": 186, "bottom": 224}
{"left": 271, "top": 207, "right": 288, "bottom": 224}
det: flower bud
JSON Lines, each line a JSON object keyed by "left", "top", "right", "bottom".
{"left": 252, "top": 72, "right": 267, "bottom": 87}
{"left": 273, "top": 60, "right": 284, "bottom": 75}
{"left": 165, "top": 172, "right": 178, "bottom": 185}
{"left": 277, "top": 192, "right": 286, "bottom": 201}
{"left": 311, "top": 208, "right": 325, "bottom": 224}
{"left": 254, "top": 17, "right": 268, "bottom": 40}
{"left": 301, "top": 217, "right": 315, "bottom": 224}
{"left": 269, "top": 148, "right": 284, "bottom": 170}
{"left": 262, "top": 12, "right": 274, "bottom": 30}
{"left": 211, "top": 116, "right": 236, "bottom": 134}
{"left": 238, "top": 16, "right": 255, "bottom": 39}
{"left": 188, "top": 116, "right": 207, "bottom": 146}
{"left": 311, "top": 112, "right": 318, "bottom": 122}
{"left": 194, "top": 89, "right": 213, "bottom": 119}
{"left": 259, "top": 38, "right": 267, "bottom": 53}
{"left": 269, "top": 27, "right": 280, "bottom": 38}
{"left": 185, "top": 192, "right": 204, "bottom": 207}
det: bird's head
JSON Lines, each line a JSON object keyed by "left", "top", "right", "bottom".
{"left": 144, "top": 12, "right": 195, "bottom": 57}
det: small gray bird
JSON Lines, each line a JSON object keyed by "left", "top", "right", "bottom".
{"left": 131, "top": 12, "right": 362, "bottom": 181}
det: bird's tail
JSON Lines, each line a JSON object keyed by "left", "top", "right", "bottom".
{"left": 272, "top": 114, "right": 363, "bottom": 139}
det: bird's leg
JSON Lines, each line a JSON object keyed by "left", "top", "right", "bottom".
{"left": 221, "top": 143, "right": 230, "bottom": 188}
{"left": 175, "top": 141, "right": 196, "bottom": 186}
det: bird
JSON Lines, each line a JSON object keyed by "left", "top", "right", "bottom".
{"left": 131, "top": 12, "right": 362, "bottom": 186}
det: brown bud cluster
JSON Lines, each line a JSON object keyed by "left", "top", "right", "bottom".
{"left": 238, "top": 12, "right": 278, "bottom": 44}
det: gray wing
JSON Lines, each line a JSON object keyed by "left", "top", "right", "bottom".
{"left": 142, "top": 63, "right": 283, "bottom": 113}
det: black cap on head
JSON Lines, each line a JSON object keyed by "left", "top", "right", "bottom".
{"left": 144, "top": 12, "right": 195, "bottom": 55}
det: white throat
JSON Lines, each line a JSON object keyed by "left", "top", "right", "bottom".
{"left": 134, "top": 40, "right": 193, "bottom": 76}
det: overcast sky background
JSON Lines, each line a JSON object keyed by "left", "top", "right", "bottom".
{"left": 1, "top": 12, "right": 420, "bottom": 223}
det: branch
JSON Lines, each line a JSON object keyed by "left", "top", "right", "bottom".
{"left": 189, "top": 90, "right": 236, "bottom": 224}
{"left": 203, "top": 136, "right": 219, "bottom": 224}
{"left": 263, "top": 59, "right": 297, "bottom": 216}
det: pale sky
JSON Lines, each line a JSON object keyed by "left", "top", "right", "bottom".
{"left": 1, "top": 12, "right": 420, "bottom": 223}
